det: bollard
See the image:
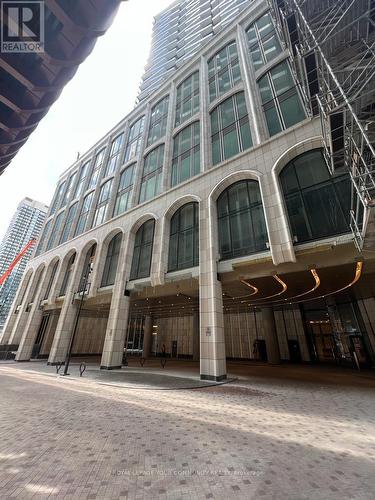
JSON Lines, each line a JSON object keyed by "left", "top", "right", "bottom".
{"left": 79, "top": 362, "right": 87, "bottom": 377}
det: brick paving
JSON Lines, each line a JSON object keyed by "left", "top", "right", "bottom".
{"left": 0, "top": 361, "right": 375, "bottom": 499}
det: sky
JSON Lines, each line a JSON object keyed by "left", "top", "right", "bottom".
{"left": 0, "top": 0, "right": 173, "bottom": 241}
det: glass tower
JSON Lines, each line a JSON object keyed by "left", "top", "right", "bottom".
{"left": 0, "top": 198, "right": 48, "bottom": 333}
{"left": 138, "top": 0, "right": 249, "bottom": 101}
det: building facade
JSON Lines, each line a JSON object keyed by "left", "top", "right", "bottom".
{"left": 2, "top": 0, "right": 375, "bottom": 380}
{"left": 138, "top": 0, "right": 249, "bottom": 101}
{"left": 0, "top": 198, "right": 48, "bottom": 332}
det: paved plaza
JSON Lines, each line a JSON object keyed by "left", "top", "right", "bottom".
{"left": 0, "top": 360, "right": 375, "bottom": 499}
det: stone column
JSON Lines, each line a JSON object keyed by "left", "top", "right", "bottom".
{"left": 16, "top": 267, "right": 53, "bottom": 361}
{"left": 100, "top": 233, "right": 131, "bottom": 369}
{"left": 47, "top": 249, "right": 89, "bottom": 364}
{"left": 199, "top": 55, "right": 211, "bottom": 171}
{"left": 199, "top": 198, "right": 226, "bottom": 381}
{"left": 142, "top": 315, "right": 153, "bottom": 359}
{"left": 7, "top": 268, "right": 44, "bottom": 346}
{"left": 262, "top": 307, "right": 280, "bottom": 365}
{"left": 161, "top": 83, "right": 176, "bottom": 191}
{"left": 0, "top": 271, "right": 32, "bottom": 344}
{"left": 236, "top": 24, "right": 269, "bottom": 145}
{"left": 192, "top": 310, "right": 200, "bottom": 362}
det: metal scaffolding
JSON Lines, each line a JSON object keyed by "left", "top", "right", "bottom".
{"left": 270, "top": 0, "right": 375, "bottom": 250}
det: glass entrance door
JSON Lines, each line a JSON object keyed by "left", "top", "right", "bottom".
{"left": 126, "top": 317, "right": 144, "bottom": 356}
{"left": 303, "top": 299, "right": 372, "bottom": 367}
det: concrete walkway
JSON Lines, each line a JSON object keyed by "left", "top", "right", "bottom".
{"left": 0, "top": 360, "right": 375, "bottom": 499}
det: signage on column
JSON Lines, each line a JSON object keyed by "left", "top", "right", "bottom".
{"left": 205, "top": 327, "right": 211, "bottom": 337}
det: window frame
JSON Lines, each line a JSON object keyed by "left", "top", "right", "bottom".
{"left": 147, "top": 96, "right": 169, "bottom": 146}
{"left": 139, "top": 144, "right": 164, "bottom": 203}
{"left": 210, "top": 92, "right": 252, "bottom": 165}
{"left": 280, "top": 149, "right": 351, "bottom": 244}
{"left": 125, "top": 116, "right": 145, "bottom": 162}
{"left": 113, "top": 164, "right": 135, "bottom": 217}
{"left": 208, "top": 41, "right": 242, "bottom": 102}
{"left": 130, "top": 219, "right": 155, "bottom": 280}
{"left": 217, "top": 180, "right": 268, "bottom": 261}
{"left": 168, "top": 202, "right": 199, "bottom": 272}
{"left": 171, "top": 122, "right": 200, "bottom": 187}
{"left": 175, "top": 72, "right": 200, "bottom": 127}
{"left": 92, "top": 179, "right": 113, "bottom": 228}
{"left": 101, "top": 232, "right": 122, "bottom": 287}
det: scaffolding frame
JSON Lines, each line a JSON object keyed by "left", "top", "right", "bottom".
{"left": 270, "top": 0, "right": 375, "bottom": 249}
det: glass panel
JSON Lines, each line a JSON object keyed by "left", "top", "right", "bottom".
{"left": 279, "top": 92, "right": 305, "bottom": 128}
{"left": 263, "top": 34, "right": 282, "bottom": 62}
{"left": 294, "top": 150, "right": 329, "bottom": 188}
{"left": 285, "top": 194, "right": 311, "bottom": 242}
{"left": 265, "top": 105, "right": 282, "bottom": 136}
{"left": 271, "top": 61, "right": 294, "bottom": 95}
{"left": 223, "top": 127, "right": 239, "bottom": 160}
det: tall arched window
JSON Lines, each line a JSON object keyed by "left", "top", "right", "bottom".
{"left": 43, "top": 261, "right": 59, "bottom": 300}
{"left": 60, "top": 254, "right": 76, "bottom": 296}
{"left": 101, "top": 233, "right": 122, "bottom": 287}
{"left": 279, "top": 149, "right": 351, "bottom": 243}
{"left": 168, "top": 203, "right": 199, "bottom": 272}
{"left": 79, "top": 244, "right": 97, "bottom": 292}
{"left": 130, "top": 220, "right": 155, "bottom": 280}
{"left": 217, "top": 180, "right": 268, "bottom": 260}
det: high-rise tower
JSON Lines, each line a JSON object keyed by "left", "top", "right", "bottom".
{"left": 138, "top": 0, "right": 249, "bottom": 101}
{"left": 0, "top": 198, "right": 48, "bottom": 331}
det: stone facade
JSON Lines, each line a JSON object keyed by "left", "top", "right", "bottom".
{"left": 2, "top": 0, "right": 375, "bottom": 378}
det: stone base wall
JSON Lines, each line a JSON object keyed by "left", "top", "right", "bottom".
{"left": 72, "top": 314, "right": 108, "bottom": 354}
{"left": 153, "top": 316, "right": 194, "bottom": 356}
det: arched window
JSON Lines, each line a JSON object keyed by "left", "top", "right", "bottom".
{"left": 43, "top": 261, "right": 59, "bottom": 300}
{"left": 101, "top": 233, "right": 122, "bottom": 287}
{"left": 79, "top": 244, "right": 97, "bottom": 292}
{"left": 217, "top": 180, "right": 268, "bottom": 260}
{"left": 168, "top": 203, "right": 199, "bottom": 272}
{"left": 130, "top": 220, "right": 155, "bottom": 280}
{"left": 279, "top": 149, "right": 351, "bottom": 243}
{"left": 60, "top": 254, "right": 75, "bottom": 296}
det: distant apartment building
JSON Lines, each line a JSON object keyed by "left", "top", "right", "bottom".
{"left": 138, "top": 0, "right": 249, "bottom": 101}
{"left": 0, "top": 199, "right": 48, "bottom": 331}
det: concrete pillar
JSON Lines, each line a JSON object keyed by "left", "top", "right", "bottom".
{"left": 192, "top": 310, "right": 200, "bottom": 362}
{"left": 199, "top": 198, "right": 226, "bottom": 381}
{"left": 47, "top": 248, "right": 90, "bottom": 364}
{"left": 262, "top": 307, "right": 280, "bottom": 365}
{"left": 161, "top": 83, "right": 176, "bottom": 191}
{"left": 142, "top": 315, "right": 152, "bottom": 359}
{"left": 100, "top": 234, "right": 131, "bottom": 369}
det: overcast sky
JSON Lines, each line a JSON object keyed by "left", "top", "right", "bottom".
{"left": 0, "top": 0, "right": 173, "bottom": 240}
